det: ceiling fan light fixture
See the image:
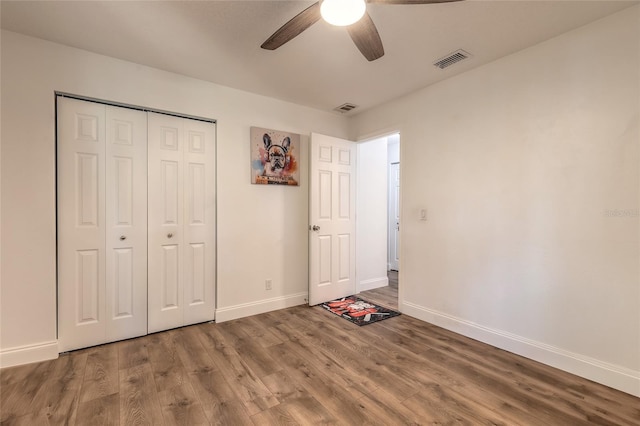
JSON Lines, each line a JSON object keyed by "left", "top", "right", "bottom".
{"left": 320, "top": 0, "right": 366, "bottom": 27}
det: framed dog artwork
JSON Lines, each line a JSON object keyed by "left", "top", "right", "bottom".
{"left": 250, "top": 127, "right": 300, "bottom": 186}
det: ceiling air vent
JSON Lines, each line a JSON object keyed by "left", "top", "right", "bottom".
{"left": 433, "top": 49, "right": 472, "bottom": 70}
{"left": 334, "top": 103, "right": 358, "bottom": 113}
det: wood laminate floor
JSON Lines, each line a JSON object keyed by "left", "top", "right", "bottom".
{"left": 2, "top": 303, "right": 639, "bottom": 425}
{"left": 358, "top": 270, "right": 399, "bottom": 311}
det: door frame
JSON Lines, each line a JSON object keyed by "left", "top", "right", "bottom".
{"left": 354, "top": 129, "right": 403, "bottom": 311}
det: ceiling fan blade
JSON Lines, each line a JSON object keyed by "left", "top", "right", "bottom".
{"left": 261, "top": 2, "right": 321, "bottom": 50}
{"left": 367, "top": 0, "right": 464, "bottom": 4}
{"left": 347, "top": 11, "right": 385, "bottom": 62}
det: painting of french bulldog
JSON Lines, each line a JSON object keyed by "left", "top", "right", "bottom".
{"left": 263, "top": 134, "right": 289, "bottom": 176}
{"left": 250, "top": 127, "right": 300, "bottom": 185}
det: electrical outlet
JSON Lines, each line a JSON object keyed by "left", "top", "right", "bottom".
{"left": 265, "top": 279, "right": 272, "bottom": 290}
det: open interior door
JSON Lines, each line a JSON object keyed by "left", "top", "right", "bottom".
{"left": 309, "top": 133, "right": 356, "bottom": 305}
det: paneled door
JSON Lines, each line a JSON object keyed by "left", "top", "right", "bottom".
{"left": 147, "top": 112, "right": 216, "bottom": 333}
{"left": 57, "top": 97, "right": 147, "bottom": 352}
{"left": 309, "top": 133, "right": 357, "bottom": 305}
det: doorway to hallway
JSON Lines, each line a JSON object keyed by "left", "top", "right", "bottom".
{"left": 355, "top": 133, "right": 400, "bottom": 310}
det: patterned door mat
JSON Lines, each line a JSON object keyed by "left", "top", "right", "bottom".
{"left": 320, "top": 296, "right": 401, "bottom": 326}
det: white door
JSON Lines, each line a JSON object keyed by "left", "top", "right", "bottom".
{"left": 182, "top": 118, "right": 216, "bottom": 326}
{"left": 105, "top": 106, "right": 148, "bottom": 342}
{"left": 57, "top": 98, "right": 147, "bottom": 352}
{"left": 388, "top": 162, "right": 400, "bottom": 271}
{"left": 148, "top": 113, "right": 216, "bottom": 332}
{"left": 309, "top": 133, "right": 356, "bottom": 305}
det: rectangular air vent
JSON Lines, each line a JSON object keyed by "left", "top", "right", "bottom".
{"left": 334, "top": 103, "right": 358, "bottom": 113}
{"left": 433, "top": 49, "right": 472, "bottom": 70}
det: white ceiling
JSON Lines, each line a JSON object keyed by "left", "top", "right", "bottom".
{"left": 1, "top": 0, "right": 637, "bottom": 115}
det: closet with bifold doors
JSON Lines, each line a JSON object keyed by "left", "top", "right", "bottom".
{"left": 57, "top": 97, "right": 216, "bottom": 352}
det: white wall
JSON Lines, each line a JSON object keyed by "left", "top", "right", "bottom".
{"left": 356, "top": 137, "right": 389, "bottom": 292}
{"left": 0, "top": 30, "right": 349, "bottom": 366}
{"left": 351, "top": 7, "right": 640, "bottom": 396}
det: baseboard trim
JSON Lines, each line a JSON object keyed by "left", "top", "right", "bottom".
{"left": 0, "top": 341, "right": 59, "bottom": 368}
{"left": 357, "top": 276, "right": 388, "bottom": 292}
{"left": 216, "top": 292, "right": 308, "bottom": 323}
{"left": 402, "top": 301, "right": 640, "bottom": 397}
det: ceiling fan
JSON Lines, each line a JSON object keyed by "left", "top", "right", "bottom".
{"left": 261, "top": 0, "right": 464, "bottom": 62}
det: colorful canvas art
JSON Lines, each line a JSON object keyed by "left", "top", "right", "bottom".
{"left": 250, "top": 127, "right": 300, "bottom": 186}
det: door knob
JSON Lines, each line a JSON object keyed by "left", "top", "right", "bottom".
{"left": 119, "top": 235, "right": 126, "bottom": 241}
{"left": 167, "top": 233, "right": 173, "bottom": 238}
{"left": 312, "top": 225, "right": 320, "bottom": 231}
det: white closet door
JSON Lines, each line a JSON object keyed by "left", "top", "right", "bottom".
{"left": 148, "top": 113, "right": 185, "bottom": 332}
{"left": 58, "top": 98, "right": 148, "bottom": 352}
{"left": 58, "top": 98, "right": 107, "bottom": 352}
{"left": 183, "top": 119, "right": 216, "bottom": 326}
{"left": 148, "top": 113, "right": 216, "bottom": 332}
{"left": 105, "top": 106, "right": 148, "bottom": 341}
